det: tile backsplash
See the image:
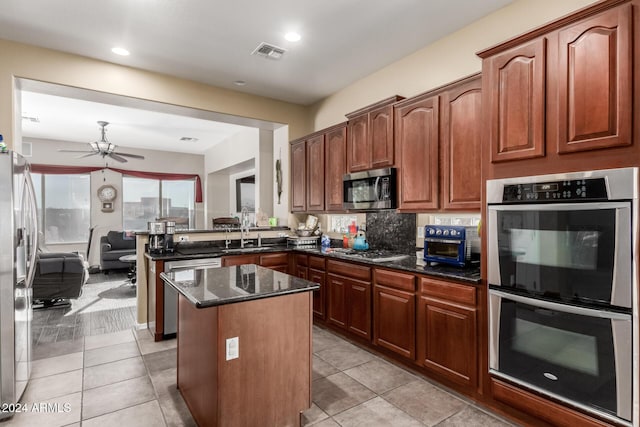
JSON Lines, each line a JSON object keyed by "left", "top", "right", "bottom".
{"left": 366, "top": 211, "right": 416, "bottom": 255}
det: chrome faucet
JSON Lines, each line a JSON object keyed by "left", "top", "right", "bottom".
{"left": 225, "top": 228, "right": 231, "bottom": 249}
{"left": 240, "top": 207, "right": 250, "bottom": 248}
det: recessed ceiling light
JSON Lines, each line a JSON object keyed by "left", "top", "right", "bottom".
{"left": 284, "top": 32, "right": 301, "bottom": 42}
{"left": 180, "top": 137, "right": 199, "bottom": 142}
{"left": 111, "top": 47, "right": 130, "bottom": 56}
{"left": 233, "top": 80, "right": 247, "bottom": 86}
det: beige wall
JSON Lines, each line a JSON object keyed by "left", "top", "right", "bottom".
{"left": 308, "top": 0, "right": 599, "bottom": 130}
{"left": 0, "top": 39, "right": 312, "bottom": 150}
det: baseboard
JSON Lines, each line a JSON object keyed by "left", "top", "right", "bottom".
{"left": 135, "top": 322, "right": 148, "bottom": 330}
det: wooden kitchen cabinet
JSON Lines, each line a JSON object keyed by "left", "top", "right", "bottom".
{"left": 259, "top": 252, "right": 289, "bottom": 273}
{"left": 485, "top": 38, "right": 546, "bottom": 163}
{"left": 441, "top": 75, "right": 482, "bottom": 210}
{"left": 556, "top": 4, "right": 632, "bottom": 154}
{"left": 326, "top": 260, "right": 372, "bottom": 340}
{"left": 417, "top": 276, "right": 477, "bottom": 389}
{"left": 480, "top": 2, "right": 633, "bottom": 165}
{"left": 306, "top": 133, "right": 325, "bottom": 211}
{"left": 221, "top": 252, "right": 288, "bottom": 273}
{"left": 324, "top": 123, "right": 347, "bottom": 212}
{"left": 294, "top": 254, "right": 308, "bottom": 280}
{"left": 308, "top": 255, "right": 327, "bottom": 320}
{"left": 290, "top": 139, "right": 307, "bottom": 212}
{"left": 222, "top": 254, "right": 259, "bottom": 267}
{"left": 395, "top": 93, "right": 440, "bottom": 210}
{"left": 346, "top": 96, "right": 404, "bottom": 172}
{"left": 373, "top": 269, "right": 416, "bottom": 360}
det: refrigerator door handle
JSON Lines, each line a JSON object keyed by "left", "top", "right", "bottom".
{"left": 24, "top": 172, "right": 38, "bottom": 289}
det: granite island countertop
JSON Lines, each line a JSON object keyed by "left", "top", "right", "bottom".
{"left": 160, "top": 264, "right": 319, "bottom": 308}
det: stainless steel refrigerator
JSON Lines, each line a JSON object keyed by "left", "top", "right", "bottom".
{"left": 0, "top": 151, "right": 38, "bottom": 419}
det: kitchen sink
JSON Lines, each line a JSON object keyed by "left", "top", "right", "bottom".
{"left": 222, "top": 246, "right": 281, "bottom": 254}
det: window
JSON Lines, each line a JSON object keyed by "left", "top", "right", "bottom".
{"left": 235, "top": 175, "right": 255, "bottom": 212}
{"left": 31, "top": 173, "right": 91, "bottom": 244}
{"left": 123, "top": 177, "right": 195, "bottom": 231}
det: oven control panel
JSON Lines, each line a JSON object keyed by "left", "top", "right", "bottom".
{"left": 502, "top": 177, "right": 608, "bottom": 202}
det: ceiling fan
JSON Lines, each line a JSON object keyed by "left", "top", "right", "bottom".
{"left": 58, "top": 121, "right": 145, "bottom": 163}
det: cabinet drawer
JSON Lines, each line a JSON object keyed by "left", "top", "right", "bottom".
{"left": 374, "top": 269, "right": 415, "bottom": 292}
{"left": 327, "top": 260, "right": 371, "bottom": 281}
{"left": 295, "top": 254, "right": 308, "bottom": 267}
{"left": 259, "top": 252, "right": 288, "bottom": 267}
{"left": 308, "top": 255, "right": 326, "bottom": 270}
{"left": 419, "top": 277, "right": 476, "bottom": 306}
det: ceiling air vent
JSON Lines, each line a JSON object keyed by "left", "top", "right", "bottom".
{"left": 251, "top": 42, "right": 286, "bottom": 60}
{"left": 22, "top": 116, "right": 40, "bottom": 123}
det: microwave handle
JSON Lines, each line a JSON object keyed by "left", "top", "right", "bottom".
{"left": 490, "top": 290, "right": 630, "bottom": 320}
{"left": 374, "top": 177, "right": 381, "bottom": 201}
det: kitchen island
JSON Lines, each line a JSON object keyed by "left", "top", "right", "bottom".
{"left": 161, "top": 264, "right": 318, "bottom": 427}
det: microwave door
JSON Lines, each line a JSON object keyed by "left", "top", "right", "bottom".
{"left": 487, "top": 202, "right": 631, "bottom": 308}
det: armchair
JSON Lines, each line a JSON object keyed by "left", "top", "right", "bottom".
{"left": 100, "top": 231, "right": 136, "bottom": 272}
{"left": 32, "top": 252, "right": 88, "bottom": 307}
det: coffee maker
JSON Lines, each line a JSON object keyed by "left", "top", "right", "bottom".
{"left": 148, "top": 221, "right": 166, "bottom": 254}
{"left": 164, "top": 221, "right": 176, "bottom": 254}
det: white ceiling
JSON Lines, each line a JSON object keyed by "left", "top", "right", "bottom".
{"left": 4, "top": 0, "right": 514, "bottom": 154}
{"left": 21, "top": 90, "right": 253, "bottom": 154}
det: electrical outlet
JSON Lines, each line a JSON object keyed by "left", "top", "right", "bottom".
{"left": 179, "top": 235, "right": 189, "bottom": 242}
{"left": 417, "top": 226, "right": 424, "bottom": 238}
{"left": 226, "top": 337, "right": 239, "bottom": 360}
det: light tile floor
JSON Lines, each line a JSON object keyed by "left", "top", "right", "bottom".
{"left": 5, "top": 323, "right": 520, "bottom": 426}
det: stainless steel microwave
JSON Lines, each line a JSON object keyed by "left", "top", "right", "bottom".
{"left": 343, "top": 167, "right": 397, "bottom": 210}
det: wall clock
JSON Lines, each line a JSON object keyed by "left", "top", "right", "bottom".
{"left": 97, "top": 184, "right": 117, "bottom": 212}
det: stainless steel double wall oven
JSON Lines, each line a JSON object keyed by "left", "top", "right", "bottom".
{"left": 487, "top": 167, "right": 637, "bottom": 426}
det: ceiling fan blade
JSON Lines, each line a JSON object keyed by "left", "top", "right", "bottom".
{"left": 114, "top": 152, "right": 145, "bottom": 159}
{"left": 78, "top": 152, "right": 99, "bottom": 158}
{"left": 107, "top": 152, "right": 128, "bottom": 163}
{"left": 58, "top": 149, "right": 95, "bottom": 153}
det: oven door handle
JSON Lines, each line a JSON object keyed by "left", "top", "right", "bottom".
{"left": 489, "top": 290, "right": 630, "bottom": 320}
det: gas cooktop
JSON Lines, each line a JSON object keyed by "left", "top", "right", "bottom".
{"left": 330, "top": 248, "right": 410, "bottom": 263}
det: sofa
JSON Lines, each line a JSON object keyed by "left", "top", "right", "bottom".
{"left": 100, "top": 231, "right": 136, "bottom": 271}
{"left": 32, "top": 252, "right": 88, "bottom": 307}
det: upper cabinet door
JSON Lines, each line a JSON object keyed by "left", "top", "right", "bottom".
{"left": 347, "top": 115, "right": 370, "bottom": 172}
{"left": 370, "top": 105, "right": 395, "bottom": 169}
{"left": 395, "top": 95, "right": 440, "bottom": 211}
{"left": 556, "top": 4, "right": 632, "bottom": 154}
{"left": 306, "top": 134, "right": 325, "bottom": 211}
{"left": 290, "top": 140, "right": 306, "bottom": 212}
{"left": 325, "top": 125, "right": 347, "bottom": 212}
{"left": 487, "top": 38, "right": 546, "bottom": 163}
{"left": 441, "top": 77, "right": 482, "bottom": 210}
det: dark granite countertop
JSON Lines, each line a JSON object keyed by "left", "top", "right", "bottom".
{"left": 136, "top": 226, "right": 290, "bottom": 236}
{"left": 296, "top": 248, "right": 481, "bottom": 284}
{"left": 146, "top": 243, "right": 480, "bottom": 284}
{"left": 160, "top": 264, "right": 319, "bottom": 308}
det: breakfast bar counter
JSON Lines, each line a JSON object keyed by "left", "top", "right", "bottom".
{"left": 161, "top": 265, "right": 319, "bottom": 427}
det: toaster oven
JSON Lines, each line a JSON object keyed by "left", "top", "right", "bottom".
{"left": 423, "top": 225, "right": 480, "bottom": 267}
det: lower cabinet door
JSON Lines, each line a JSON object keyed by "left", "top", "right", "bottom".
{"left": 327, "top": 274, "right": 347, "bottom": 328}
{"left": 373, "top": 285, "right": 415, "bottom": 360}
{"left": 347, "top": 279, "right": 371, "bottom": 340}
{"left": 417, "top": 295, "right": 477, "bottom": 388}
{"left": 309, "top": 268, "right": 326, "bottom": 320}
{"left": 296, "top": 266, "right": 308, "bottom": 280}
